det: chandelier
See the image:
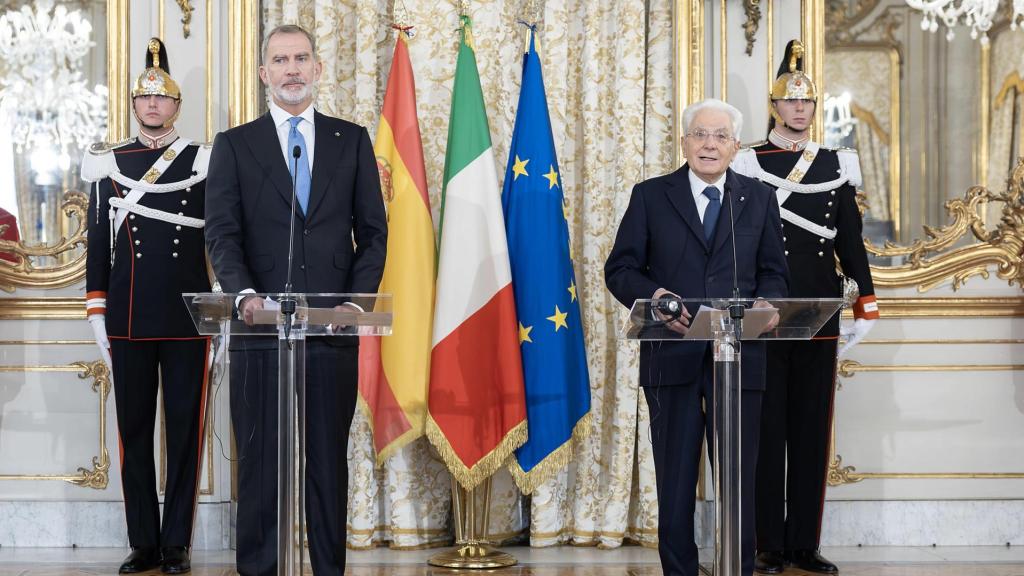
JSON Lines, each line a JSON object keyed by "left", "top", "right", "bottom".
{"left": 0, "top": 0, "right": 107, "bottom": 168}
{"left": 906, "top": 0, "right": 1024, "bottom": 43}
{"left": 823, "top": 92, "right": 856, "bottom": 147}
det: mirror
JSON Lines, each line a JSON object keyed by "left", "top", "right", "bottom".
{"left": 0, "top": 0, "right": 107, "bottom": 285}
{"left": 824, "top": 0, "right": 1017, "bottom": 266}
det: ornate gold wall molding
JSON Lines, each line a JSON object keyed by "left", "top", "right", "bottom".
{"left": 0, "top": 297, "right": 86, "bottom": 320}
{"left": 742, "top": 0, "right": 761, "bottom": 56}
{"left": 176, "top": 0, "right": 195, "bottom": 38}
{"left": 865, "top": 158, "right": 1024, "bottom": 292}
{"left": 827, "top": 359, "right": 1024, "bottom": 486}
{"left": 0, "top": 192, "right": 88, "bottom": 293}
{"left": 0, "top": 360, "right": 111, "bottom": 489}
{"left": 841, "top": 296, "right": 1024, "bottom": 318}
{"left": 228, "top": 0, "right": 261, "bottom": 129}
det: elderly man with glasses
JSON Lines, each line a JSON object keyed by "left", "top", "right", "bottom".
{"left": 606, "top": 98, "right": 789, "bottom": 576}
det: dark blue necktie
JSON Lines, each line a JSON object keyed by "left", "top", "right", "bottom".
{"left": 703, "top": 185, "right": 721, "bottom": 242}
{"left": 288, "top": 116, "right": 311, "bottom": 214}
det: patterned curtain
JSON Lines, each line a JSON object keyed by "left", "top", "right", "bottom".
{"left": 987, "top": 27, "right": 1024, "bottom": 222}
{"left": 261, "top": 0, "right": 675, "bottom": 549}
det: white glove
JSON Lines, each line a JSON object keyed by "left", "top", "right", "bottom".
{"left": 89, "top": 314, "right": 112, "bottom": 369}
{"left": 838, "top": 318, "right": 875, "bottom": 358}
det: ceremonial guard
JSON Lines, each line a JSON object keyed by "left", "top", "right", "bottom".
{"left": 732, "top": 40, "right": 879, "bottom": 575}
{"left": 83, "top": 38, "right": 211, "bottom": 575}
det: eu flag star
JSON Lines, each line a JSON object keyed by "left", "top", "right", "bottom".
{"left": 546, "top": 305, "right": 568, "bottom": 332}
{"left": 568, "top": 280, "right": 577, "bottom": 302}
{"left": 512, "top": 155, "right": 530, "bottom": 180}
{"left": 544, "top": 165, "right": 559, "bottom": 189}
{"left": 519, "top": 322, "right": 533, "bottom": 344}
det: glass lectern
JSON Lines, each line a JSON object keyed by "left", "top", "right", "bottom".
{"left": 184, "top": 292, "right": 392, "bottom": 576}
{"left": 621, "top": 297, "right": 843, "bottom": 576}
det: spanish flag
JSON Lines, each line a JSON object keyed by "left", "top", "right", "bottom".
{"left": 358, "top": 31, "right": 435, "bottom": 464}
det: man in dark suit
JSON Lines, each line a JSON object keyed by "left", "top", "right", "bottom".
{"left": 84, "top": 38, "right": 211, "bottom": 575}
{"left": 605, "top": 98, "right": 789, "bottom": 576}
{"left": 204, "top": 24, "right": 387, "bottom": 576}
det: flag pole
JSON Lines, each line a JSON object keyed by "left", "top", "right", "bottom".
{"left": 427, "top": 477, "right": 517, "bottom": 568}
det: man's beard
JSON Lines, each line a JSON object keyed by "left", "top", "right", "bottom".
{"left": 273, "top": 80, "right": 316, "bottom": 105}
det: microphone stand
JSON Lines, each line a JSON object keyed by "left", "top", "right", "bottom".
{"left": 281, "top": 145, "right": 302, "bottom": 349}
{"left": 726, "top": 187, "right": 744, "bottom": 340}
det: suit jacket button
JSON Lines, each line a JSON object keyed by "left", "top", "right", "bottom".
{"left": 134, "top": 239, "right": 140, "bottom": 245}
{"left": 132, "top": 226, "right": 138, "bottom": 232}
{"left": 129, "top": 214, "right": 135, "bottom": 220}
{"left": 825, "top": 213, "right": 831, "bottom": 218}
{"left": 136, "top": 252, "right": 142, "bottom": 259}
{"left": 784, "top": 250, "right": 789, "bottom": 256}
{"left": 300, "top": 264, "right": 305, "bottom": 270}
{"left": 819, "top": 238, "right": 825, "bottom": 244}
{"left": 173, "top": 239, "right": 180, "bottom": 245}
{"left": 818, "top": 251, "right": 824, "bottom": 257}
{"left": 181, "top": 199, "right": 188, "bottom": 205}
{"left": 175, "top": 225, "right": 181, "bottom": 231}
{"left": 172, "top": 252, "right": 178, "bottom": 258}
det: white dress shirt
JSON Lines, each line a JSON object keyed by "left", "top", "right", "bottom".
{"left": 688, "top": 169, "right": 727, "bottom": 223}
{"left": 268, "top": 99, "right": 315, "bottom": 174}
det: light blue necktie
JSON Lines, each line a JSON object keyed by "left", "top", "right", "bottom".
{"left": 287, "top": 116, "right": 311, "bottom": 214}
{"left": 703, "top": 185, "right": 721, "bottom": 242}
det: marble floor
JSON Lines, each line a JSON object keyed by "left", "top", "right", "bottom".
{"left": 0, "top": 546, "right": 1023, "bottom": 575}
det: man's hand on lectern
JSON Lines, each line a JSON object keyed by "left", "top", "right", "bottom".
{"left": 239, "top": 295, "right": 265, "bottom": 326}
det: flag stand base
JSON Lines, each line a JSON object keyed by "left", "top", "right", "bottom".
{"left": 427, "top": 477, "right": 517, "bottom": 569}
{"left": 427, "top": 542, "right": 517, "bottom": 569}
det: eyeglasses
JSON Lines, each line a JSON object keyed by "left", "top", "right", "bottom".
{"left": 686, "top": 129, "right": 735, "bottom": 145}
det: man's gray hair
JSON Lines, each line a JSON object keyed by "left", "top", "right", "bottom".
{"left": 262, "top": 24, "right": 318, "bottom": 64}
{"left": 682, "top": 98, "right": 743, "bottom": 139}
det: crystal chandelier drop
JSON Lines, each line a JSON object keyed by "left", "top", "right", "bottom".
{"left": 0, "top": 0, "right": 107, "bottom": 163}
{"left": 905, "top": 0, "right": 1024, "bottom": 43}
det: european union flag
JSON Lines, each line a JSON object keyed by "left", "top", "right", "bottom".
{"left": 502, "top": 28, "right": 591, "bottom": 494}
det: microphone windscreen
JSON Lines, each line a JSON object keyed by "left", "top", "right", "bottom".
{"left": 292, "top": 145, "right": 301, "bottom": 158}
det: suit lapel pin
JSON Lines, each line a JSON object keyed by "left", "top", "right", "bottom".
{"left": 740, "top": 196, "right": 745, "bottom": 202}
{"left": 334, "top": 131, "right": 340, "bottom": 137}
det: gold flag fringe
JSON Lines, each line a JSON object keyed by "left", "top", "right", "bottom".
{"left": 355, "top": 394, "right": 425, "bottom": 468}
{"left": 508, "top": 410, "right": 593, "bottom": 495}
{"left": 425, "top": 414, "right": 528, "bottom": 490}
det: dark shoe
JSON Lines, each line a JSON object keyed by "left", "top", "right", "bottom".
{"left": 160, "top": 547, "right": 191, "bottom": 574}
{"left": 754, "top": 550, "right": 786, "bottom": 574}
{"left": 119, "top": 547, "right": 160, "bottom": 574}
{"left": 787, "top": 549, "right": 839, "bottom": 574}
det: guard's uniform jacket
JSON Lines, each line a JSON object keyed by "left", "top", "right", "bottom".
{"left": 733, "top": 140, "right": 878, "bottom": 333}
{"left": 82, "top": 135, "right": 212, "bottom": 550}
{"left": 85, "top": 137, "right": 211, "bottom": 335}
{"left": 733, "top": 137, "right": 880, "bottom": 555}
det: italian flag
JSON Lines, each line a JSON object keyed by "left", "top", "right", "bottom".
{"left": 427, "top": 16, "right": 527, "bottom": 490}
{"left": 358, "top": 33, "right": 435, "bottom": 464}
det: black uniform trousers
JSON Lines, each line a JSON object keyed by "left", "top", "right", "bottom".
{"left": 109, "top": 337, "right": 210, "bottom": 549}
{"left": 755, "top": 338, "right": 838, "bottom": 552}
{"left": 644, "top": 374, "right": 762, "bottom": 576}
{"left": 229, "top": 341, "right": 358, "bottom": 576}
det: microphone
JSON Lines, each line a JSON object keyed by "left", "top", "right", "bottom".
{"left": 725, "top": 186, "right": 745, "bottom": 329}
{"left": 281, "top": 145, "right": 302, "bottom": 344}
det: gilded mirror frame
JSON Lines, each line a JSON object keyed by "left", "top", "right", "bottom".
{"left": 0, "top": 0, "right": 128, "bottom": 295}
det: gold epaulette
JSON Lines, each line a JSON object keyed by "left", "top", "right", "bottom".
{"left": 88, "top": 138, "right": 134, "bottom": 154}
